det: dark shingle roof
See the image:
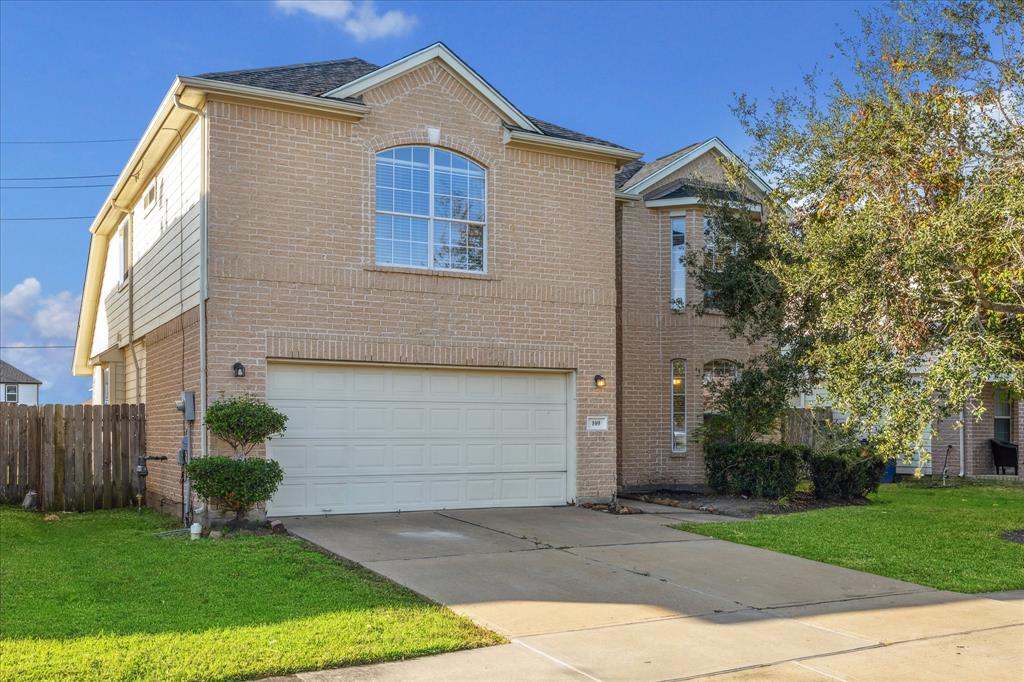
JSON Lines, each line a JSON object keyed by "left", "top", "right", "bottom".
{"left": 194, "top": 55, "right": 636, "bottom": 153}
{"left": 645, "top": 179, "right": 750, "bottom": 203}
{"left": 618, "top": 140, "right": 707, "bottom": 190}
{"left": 196, "top": 58, "right": 380, "bottom": 97}
{"left": 0, "top": 360, "right": 41, "bottom": 384}
{"left": 615, "top": 159, "right": 646, "bottom": 188}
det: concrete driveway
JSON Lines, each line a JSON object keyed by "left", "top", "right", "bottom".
{"left": 275, "top": 505, "right": 1024, "bottom": 681}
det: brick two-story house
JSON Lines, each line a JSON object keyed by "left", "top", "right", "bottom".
{"left": 72, "top": 43, "right": 1016, "bottom": 517}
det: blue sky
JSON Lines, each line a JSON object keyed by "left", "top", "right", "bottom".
{"left": 0, "top": 0, "right": 876, "bottom": 402}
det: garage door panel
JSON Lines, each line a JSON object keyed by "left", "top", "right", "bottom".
{"left": 267, "top": 364, "right": 571, "bottom": 515}
{"left": 275, "top": 472, "right": 569, "bottom": 514}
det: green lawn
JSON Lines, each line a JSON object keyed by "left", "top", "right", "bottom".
{"left": 0, "top": 508, "right": 500, "bottom": 682}
{"left": 675, "top": 482, "right": 1024, "bottom": 593}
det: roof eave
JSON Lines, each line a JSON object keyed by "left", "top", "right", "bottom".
{"left": 621, "top": 137, "right": 771, "bottom": 196}
{"left": 321, "top": 42, "right": 542, "bottom": 134}
{"left": 503, "top": 128, "right": 642, "bottom": 165}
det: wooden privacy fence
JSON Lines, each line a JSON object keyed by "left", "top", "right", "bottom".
{"left": 0, "top": 403, "right": 145, "bottom": 512}
{"left": 781, "top": 408, "right": 832, "bottom": 448}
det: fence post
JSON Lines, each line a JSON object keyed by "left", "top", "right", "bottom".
{"left": 53, "top": 405, "right": 65, "bottom": 511}
{"left": 82, "top": 407, "right": 93, "bottom": 511}
{"left": 0, "top": 404, "right": 10, "bottom": 502}
{"left": 102, "top": 404, "right": 113, "bottom": 508}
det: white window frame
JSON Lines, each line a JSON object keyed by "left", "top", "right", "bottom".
{"left": 671, "top": 359, "right": 687, "bottom": 453}
{"left": 994, "top": 387, "right": 1012, "bottom": 442}
{"left": 375, "top": 146, "right": 488, "bottom": 274}
{"left": 142, "top": 178, "right": 161, "bottom": 216}
{"left": 114, "top": 220, "right": 130, "bottom": 286}
{"left": 4, "top": 384, "right": 17, "bottom": 403}
{"left": 670, "top": 215, "right": 686, "bottom": 310}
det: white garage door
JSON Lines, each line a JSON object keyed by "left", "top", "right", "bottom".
{"left": 266, "top": 363, "right": 573, "bottom": 515}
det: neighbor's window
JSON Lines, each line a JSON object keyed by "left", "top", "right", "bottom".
{"left": 103, "top": 367, "right": 111, "bottom": 405}
{"left": 671, "top": 359, "right": 687, "bottom": 452}
{"left": 4, "top": 384, "right": 17, "bottom": 402}
{"left": 375, "top": 146, "right": 486, "bottom": 272}
{"left": 994, "top": 387, "right": 1012, "bottom": 442}
{"left": 702, "top": 215, "right": 738, "bottom": 308}
{"left": 670, "top": 216, "right": 686, "bottom": 310}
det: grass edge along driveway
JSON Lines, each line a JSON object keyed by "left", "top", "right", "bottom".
{"left": 0, "top": 508, "right": 501, "bottom": 682}
{"left": 675, "top": 482, "right": 1024, "bottom": 593}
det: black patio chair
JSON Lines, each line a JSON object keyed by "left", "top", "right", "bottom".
{"left": 989, "top": 439, "right": 1019, "bottom": 476}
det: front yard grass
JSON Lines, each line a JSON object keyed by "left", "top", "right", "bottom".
{"left": 675, "top": 482, "right": 1024, "bottom": 593}
{"left": 0, "top": 508, "right": 500, "bottom": 682}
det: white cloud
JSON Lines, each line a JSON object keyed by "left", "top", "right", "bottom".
{"left": 34, "top": 291, "right": 80, "bottom": 339}
{"left": 1, "top": 277, "right": 79, "bottom": 340}
{"left": 0, "top": 277, "right": 41, "bottom": 317}
{"left": 274, "top": 0, "right": 415, "bottom": 41}
{"left": 1, "top": 277, "right": 88, "bottom": 403}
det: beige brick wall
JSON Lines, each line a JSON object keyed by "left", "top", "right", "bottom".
{"left": 203, "top": 60, "right": 619, "bottom": 500}
{"left": 617, "top": 159, "right": 762, "bottom": 489}
{"left": 931, "top": 385, "right": 1021, "bottom": 477}
{"left": 140, "top": 306, "right": 200, "bottom": 513}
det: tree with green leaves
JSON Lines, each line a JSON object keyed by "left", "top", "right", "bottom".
{"left": 694, "top": 0, "right": 1023, "bottom": 460}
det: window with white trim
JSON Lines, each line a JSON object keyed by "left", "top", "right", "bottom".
{"left": 4, "top": 384, "right": 17, "bottom": 402}
{"left": 670, "top": 216, "right": 686, "bottom": 309}
{"left": 994, "top": 387, "right": 1012, "bottom": 442}
{"left": 103, "top": 367, "right": 111, "bottom": 405}
{"left": 375, "top": 146, "right": 486, "bottom": 272}
{"left": 671, "top": 359, "right": 687, "bottom": 452}
{"left": 114, "top": 221, "right": 129, "bottom": 285}
{"left": 702, "top": 215, "right": 739, "bottom": 309}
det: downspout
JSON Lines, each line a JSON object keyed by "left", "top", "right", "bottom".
{"left": 959, "top": 405, "right": 966, "bottom": 476}
{"left": 172, "top": 94, "right": 208, "bottom": 457}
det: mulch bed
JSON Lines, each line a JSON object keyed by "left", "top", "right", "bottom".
{"left": 621, "top": 490, "right": 866, "bottom": 518}
{"left": 1000, "top": 529, "right": 1024, "bottom": 544}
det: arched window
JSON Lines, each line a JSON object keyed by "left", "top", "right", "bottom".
{"left": 702, "top": 360, "right": 739, "bottom": 410}
{"left": 375, "top": 146, "right": 486, "bottom": 272}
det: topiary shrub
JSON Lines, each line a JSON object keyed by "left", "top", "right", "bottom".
{"left": 704, "top": 441, "right": 804, "bottom": 499}
{"left": 185, "top": 456, "right": 284, "bottom": 522}
{"left": 807, "top": 448, "right": 885, "bottom": 500}
{"left": 204, "top": 395, "right": 287, "bottom": 457}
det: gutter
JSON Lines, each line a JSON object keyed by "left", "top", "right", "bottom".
{"left": 502, "top": 127, "right": 643, "bottom": 165}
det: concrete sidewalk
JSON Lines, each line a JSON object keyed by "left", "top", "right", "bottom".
{"left": 274, "top": 506, "right": 1024, "bottom": 681}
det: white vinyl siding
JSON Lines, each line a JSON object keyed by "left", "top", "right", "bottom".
{"left": 266, "top": 363, "right": 572, "bottom": 515}
{"left": 93, "top": 121, "right": 202, "bottom": 357}
{"left": 670, "top": 216, "right": 686, "bottom": 309}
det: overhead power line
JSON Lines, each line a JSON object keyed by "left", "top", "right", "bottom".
{"left": 0, "top": 173, "right": 118, "bottom": 180}
{"left": 0, "top": 215, "right": 93, "bottom": 221}
{"left": 1, "top": 184, "right": 113, "bottom": 190}
{"left": 0, "top": 137, "right": 135, "bottom": 145}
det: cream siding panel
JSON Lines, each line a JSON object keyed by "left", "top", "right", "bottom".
{"left": 98, "top": 122, "right": 202, "bottom": 353}
{"left": 123, "top": 341, "right": 147, "bottom": 403}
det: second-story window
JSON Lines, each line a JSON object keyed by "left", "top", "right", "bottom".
{"left": 670, "top": 216, "right": 686, "bottom": 309}
{"left": 375, "top": 146, "right": 486, "bottom": 273}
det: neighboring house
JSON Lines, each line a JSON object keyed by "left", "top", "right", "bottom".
{"left": 72, "top": 43, "right": 777, "bottom": 517}
{"left": 795, "top": 385, "right": 1021, "bottom": 478}
{"left": 0, "top": 360, "right": 41, "bottom": 405}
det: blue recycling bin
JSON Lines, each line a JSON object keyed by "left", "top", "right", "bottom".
{"left": 881, "top": 458, "right": 897, "bottom": 483}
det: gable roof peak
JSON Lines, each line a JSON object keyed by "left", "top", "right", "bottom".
{"left": 0, "top": 360, "right": 41, "bottom": 385}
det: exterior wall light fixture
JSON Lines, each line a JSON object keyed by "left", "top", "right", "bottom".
{"left": 594, "top": 374, "right": 607, "bottom": 388}
{"left": 232, "top": 362, "right": 246, "bottom": 378}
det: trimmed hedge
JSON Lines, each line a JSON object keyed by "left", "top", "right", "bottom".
{"left": 185, "top": 456, "right": 284, "bottom": 521}
{"left": 807, "top": 448, "right": 885, "bottom": 500}
{"left": 705, "top": 441, "right": 804, "bottom": 499}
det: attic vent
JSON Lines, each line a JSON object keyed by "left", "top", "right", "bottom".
{"left": 143, "top": 179, "right": 162, "bottom": 214}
